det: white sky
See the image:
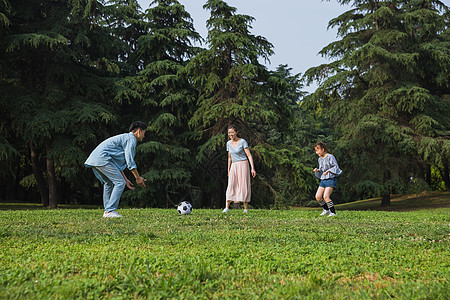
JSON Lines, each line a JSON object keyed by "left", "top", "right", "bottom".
{"left": 137, "top": 0, "right": 450, "bottom": 92}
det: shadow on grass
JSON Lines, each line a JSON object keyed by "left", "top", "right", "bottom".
{"left": 337, "top": 191, "right": 450, "bottom": 212}
{"left": 0, "top": 203, "right": 101, "bottom": 210}
{"left": 289, "top": 191, "right": 450, "bottom": 212}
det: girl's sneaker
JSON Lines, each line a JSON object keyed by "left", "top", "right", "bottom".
{"left": 320, "top": 209, "right": 330, "bottom": 216}
{"left": 222, "top": 208, "right": 229, "bottom": 213}
{"left": 327, "top": 212, "right": 337, "bottom": 217}
{"left": 243, "top": 209, "right": 248, "bottom": 213}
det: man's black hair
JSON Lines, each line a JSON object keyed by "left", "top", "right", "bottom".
{"left": 129, "top": 121, "right": 147, "bottom": 132}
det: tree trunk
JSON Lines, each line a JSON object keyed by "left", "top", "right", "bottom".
{"left": 45, "top": 142, "right": 58, "bottom": 209}
{"left": 373, "top": 1, "right": 379, "bottom": 31}
{"left": 381, "top": 193, "right": 390, "bottom": 206}
{"left": 218, "top": 180, "right": 224, "bottom": 208}
{"left": 381, "top": 169, "right": 390, "bottom": 206}
{"left": 424, "top": 164, "right": 432, "bottom": 188}
{"left": 30, "top": 141, "right": 49, "bottom": 207}
{"left": 165, "top": 183, "right": 170, "bottom": 209}
{"left": 440, "top": 159, "right": 450, "bottom": 190}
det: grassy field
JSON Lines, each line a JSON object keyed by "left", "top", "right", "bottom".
{"left": 0, "top": 198, "right": 449, "bottom": 299}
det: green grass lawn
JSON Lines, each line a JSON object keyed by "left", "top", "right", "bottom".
{"left": 1, "top": 195, "right": 449, "bottom": 299}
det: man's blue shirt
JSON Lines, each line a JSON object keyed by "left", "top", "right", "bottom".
{"left": 85, "top": 132, "right": 137, "bottom": 171}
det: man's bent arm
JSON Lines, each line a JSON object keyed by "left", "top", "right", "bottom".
{"left": 131, "top": 168, "right": 146, "bottom": 187}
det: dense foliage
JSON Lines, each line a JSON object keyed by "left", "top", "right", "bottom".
{"left": 0, "top": 0, "right": 449, "bottom": 208}
{"left": 118, "top": 0, "right": 202, "bottom": 208}
{"left": 304, "top": 0, "right": 450, "bottom": 205}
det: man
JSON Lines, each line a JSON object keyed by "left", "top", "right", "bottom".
{"left": 85, "top": 121, "right": 147, "bottom": 217}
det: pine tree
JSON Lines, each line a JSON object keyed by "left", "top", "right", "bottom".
{"left": 186, "top": 0, "right": 311, "bottom": 208}
{"left": 118, "top": 0, "right": 202, "bottom": 208}
{"left": 0, "top": 0, "right": 136, "bottom": 207}
{"left": 254, "top": 65, "right": 326, "bottom": 207}
{"left": 304, "top": 0, "right": 450, "bottom": 205}
{"left": 0, "top": 0, "right": 19, "bottom": 201}
{"left": 103, "top": 0, "right": 147, "bottom": 73}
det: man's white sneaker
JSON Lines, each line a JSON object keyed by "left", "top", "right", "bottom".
{"left": 222, "top": 208, "right": 230, "bottom": 213}
{"left": 243, "top": 209, "right": 248, "bottom": 213}
{"left": 327, "top": 212, "right": 337, "bottom": 217}
{"left": 103, "top": 211, "right": 122, "bottom": 218}
{"left": 320, "top": 209, "right": 330, "bottom": 216}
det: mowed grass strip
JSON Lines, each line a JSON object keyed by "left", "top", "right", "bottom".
{"left": 0, "top": 208, "right": 448, "bottom": 299}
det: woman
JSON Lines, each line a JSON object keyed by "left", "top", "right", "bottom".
{"left": 223, "top": 124, "right": 256, "bottom": 213}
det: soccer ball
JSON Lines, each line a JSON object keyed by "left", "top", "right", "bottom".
{"left": 177, "top": 201, "right": 192, "bottom": 215}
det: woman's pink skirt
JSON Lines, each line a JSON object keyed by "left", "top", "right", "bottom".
{"left": 226, "top": 160, "right": 251, "bottom": 203}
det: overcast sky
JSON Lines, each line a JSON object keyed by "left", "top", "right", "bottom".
{"left": 136, "top": 0, "right": 450, "bottom": 92}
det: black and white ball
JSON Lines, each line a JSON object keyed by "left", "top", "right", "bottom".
{"left": 177, "top": 201, "right": 192, "bottom": 215}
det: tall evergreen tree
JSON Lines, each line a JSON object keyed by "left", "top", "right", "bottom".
{"left": 186, "top": 0, "right": 311, "bottom": 208}
{"left": 0, "top": 0, "right": 137, "bottom": 207}
{"left": 255, "top": 65, "right": 327, "bottom": 207}
{"left": 119, "top": 0, "right": 202, "bottom": 207}
{"left": 103, "top": 0, "right": 146, "bottom": 73}
{"left": 304, "top": 0, "right": 450, "bottom": 205}
{"left": 0, "top": 0, "right": 19, "bottom": 201}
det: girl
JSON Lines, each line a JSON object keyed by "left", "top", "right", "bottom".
{"left": 313, "top": 142, "right": 342, "bottom": 217}
{"left": 223, "top": 124, "right": 256, "bottom": 213}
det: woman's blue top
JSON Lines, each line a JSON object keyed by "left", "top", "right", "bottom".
{"left": 227, "top": 139, "right": 249, "bottom": 163}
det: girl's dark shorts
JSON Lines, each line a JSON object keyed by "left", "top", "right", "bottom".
{"left": 319, "top": 177, "right": 337, "bottom": 189}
